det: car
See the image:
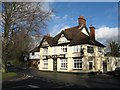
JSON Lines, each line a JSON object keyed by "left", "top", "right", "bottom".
{"left": 114, "top": 67, "right": 120, "bottom": 77}
{"left": 6, "top": 62, "right": 12, "bottom": 67}
{"left": 6, "top": 62, "right": 16, "bottom": 72}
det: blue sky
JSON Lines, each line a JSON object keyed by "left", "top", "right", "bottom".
{"left": 0, "top": 2, "right": 118, "bottom": 46}
{"left": 41, "top": 2, "right": 118, "bottom": 45}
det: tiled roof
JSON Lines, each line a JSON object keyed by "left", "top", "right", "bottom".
{"left": 39, "top": 25, "right": 105, "bottom": 47}
{"left": 39, "top": 35, "right": 53, "bottom": 47}
{"left": 30, "top": 46, "right": 39, "bottom": 53}
{"left": 44, "top": 35, "right": 53, "bottom": 46}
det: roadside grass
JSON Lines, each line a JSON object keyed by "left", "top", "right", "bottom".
{"left": 2, "top": 72, "right": 17, "bottom": 79}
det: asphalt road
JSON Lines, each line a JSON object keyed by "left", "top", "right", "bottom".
{"left": 2, "top": 67, "right": 120, "bottom": 89}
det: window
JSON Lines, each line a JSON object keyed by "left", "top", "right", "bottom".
{"left": 115, "top": 62, "right": 118, "bottom": 66}
{"left": 43, "top": 47, "right": 48, "bottom": 54}
{"left": 60, "top": 59, "right": 67, "bottom": 69}
{"left": 74, "top": 58, "right": 82, "bottom": 69}
{"left": 43, "top": 60, "right": 48, "bottom": 68}
{"left": 98, "top": 47, "right": 102, "bottom": 53}
{"left": 74, "top": 45, "right": 82, "bottom": 52}
{"left": 53, "top": 47, "right": 56, "bottom": 54}
{"left": 87, "top": 46, "right": 94, "bottom": 53}
{"left": 89, "top": 62, "right": 93, "bottom": 70}
{"left": 58, "top": 34, "right": 70, "bottom": 44}
{"left": 42, "top": 39, "right": 49, "bottom": 46}
{"left": 61, "top": 45, "right": 67, "bottom": 52}
{"left": 32, "top": 52, "right": 34, "bottom": 55}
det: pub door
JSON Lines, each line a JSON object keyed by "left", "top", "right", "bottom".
{"left": 103, "top": 61, "right": 107, "bottom": 74}
{"left": 53, "top": 58, "right": 57, "bottom": 71}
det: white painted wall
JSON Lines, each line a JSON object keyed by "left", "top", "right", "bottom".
{"left": 38, "top": 43, "right": 105, "bottom": 72}
{"left": 104, "top": 57, "right": 120, "bottom": 71}
{"left": 81, "top": 27, "right": 89, "bottom": 36}
{"left": 29, "top": 52, "right": 40, "bottom": 60}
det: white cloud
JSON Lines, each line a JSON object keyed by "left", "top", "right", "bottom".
{"left": 63, "top": 14, "right": 68, "bottom": 19}
{"left": 52, "top": 14, "right": 68, "bottom": 21}
{"left": 95, "top": 26, "right": 118, "bottom": 44}
{"left": 55, "top": 16, "right": 60, "bottom": 20}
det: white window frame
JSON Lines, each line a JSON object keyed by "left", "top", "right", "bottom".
{"left": 43, "top": 60, "right": 48, "bottom": 68}
{"left": 73, "top": 58, "right": 82, "bottom": 69}
{"left": 73, "top": 45, "right": 82, "bottom": 52}
{"left": 60, "top": 59, "right": 68, "bottom": 69}
{"left": 53, "top": 47, "right": 57, "bottom": 55}
{"left": 61, "top": 45, "right": 67, "bottom": 53}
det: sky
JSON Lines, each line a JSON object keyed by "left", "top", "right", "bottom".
{"left": 41, "top": 2, "right": 118, "bottom": 46}
{"left": 0, "top": 1, "right": 119, "bottom": 48}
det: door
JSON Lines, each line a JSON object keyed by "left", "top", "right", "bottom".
{"left": 53, "top": 59, "right": 57, "bottom": 71}
{"left": 89, "top": 62, "right": 93, "bottom": 70}
{"left": 103, "top": 61, "right": 107, "bottom": 74}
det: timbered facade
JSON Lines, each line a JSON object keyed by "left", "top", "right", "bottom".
{"left": 38, "top": 16, "right": 105, "bottom": 73}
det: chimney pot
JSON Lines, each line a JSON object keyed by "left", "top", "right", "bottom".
{"left": 78, "top": 16, "right": 86, "bottom": 27}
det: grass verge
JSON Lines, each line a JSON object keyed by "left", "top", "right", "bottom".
{"left": 2, "top": 72, "right": 17, "bottom": 79}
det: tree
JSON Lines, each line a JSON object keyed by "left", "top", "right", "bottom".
{"left": 109, "top": 41, "right": 120, "bottom": 57}
{"left": 2, "top": 2, "right": 53, "bottom": 71}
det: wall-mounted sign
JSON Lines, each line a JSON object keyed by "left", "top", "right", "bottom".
{"left": 58, "top": 54, "right": 65, "bottom": 58}
{"left": 42, "top": 54, "right": 66, "bottom": 59}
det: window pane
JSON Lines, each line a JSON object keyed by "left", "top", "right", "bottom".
{"left": 74, "top": 59, "right": 82, "bottom": 69}
{"left": 60, "top": 59, "right": 67, "bottom": 68}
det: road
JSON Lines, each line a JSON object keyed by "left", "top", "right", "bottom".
{"left": 2, "top": 67, "right": 120, "bottom": 89}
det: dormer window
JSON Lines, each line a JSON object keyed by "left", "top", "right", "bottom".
{"left": 58, "top": 34, "right": 70, "bottom": 44}
{"left": 43, "top": 47, "right": 48, "bottom": 55}
{"left": 42, "top": 39, "right": 49, "bottom": 46}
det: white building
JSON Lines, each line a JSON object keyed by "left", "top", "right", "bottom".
{"left": 29, "top": 47, "right": 40, "bottom": 68}
{"left": 38, "top": 16, "right": 106, "bottom": 73}
{"left": 103, "top": 56, "right": 120, "bottom": 72}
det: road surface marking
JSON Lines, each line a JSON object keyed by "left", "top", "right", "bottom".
{"left": 28, "top": 85, "right": 40, "bottom": 88}
{"left": 6, "top": 85, "right": 39, "bottom": 89}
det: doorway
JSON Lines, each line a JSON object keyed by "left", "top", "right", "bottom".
{"left": 103, "top": 61, "right": 107, "bottom": 74}
{"left": 53, "top": 58, "right": 57, "bottom": 71}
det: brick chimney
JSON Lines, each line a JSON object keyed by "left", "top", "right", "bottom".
{"left": 78, "top": 16, "right": 86, "bottom": 27}
{"left": 89, "top": 24, "right": 95, "bottom": 41}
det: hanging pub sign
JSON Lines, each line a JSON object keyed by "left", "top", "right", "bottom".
{"left": 52, "top": 55, "right": 57, "bottom": 59}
